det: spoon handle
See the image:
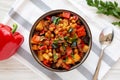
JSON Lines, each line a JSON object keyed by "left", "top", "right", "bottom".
{"left": 93, "top": 50, "right": 104, "bottom": 80}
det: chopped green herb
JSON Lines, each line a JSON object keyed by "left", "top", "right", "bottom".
{"left": 63, "top": 57, "right": 68, "bottom": 62}
{"left": 64, "top": 42, "right": 68, "bottom": 47}
{"left": 71, "top": 41, "right": 77, "bottom": 47}
{"left": 53, "top": 53, "right": 58, "bottom": 60}
{"left": 63, "top": 60, "right": 66, "bottom": 62}
{"left": 71, "top": 34, "right": 77, "bottom": 42}
{"left": 62, "top": 44, "right": 66, "bottom": 50}
{"left": 51, "top": 16, "right": 61, "bottom": 25}
{"left": 71, "top": 53, "right": 74, "bottom": 59}
{"left": 68, "top": 28, "right": 73, "bottom": 33}
{"left": 39, "top": 44, "right": 43, "bottom": 46}
{"left": 53, "top": 49, "right": 58, "bottom": 61}
{"left": 64, "top": 36, "right": 69, "bottom": 40}
{"left": 67, "top": 38, "right": 72, "bottom": 44}
{"left": 55, "top": 17, "right": 61, "bottom": 24}
{"left": 58, "top": 37, "right": 64, "bottom": 41}
{"left": 52, "top": 43, "right": 58, "bottom": 49}
{"left": 53, "top": 40, "right": 58, "bottom": 44}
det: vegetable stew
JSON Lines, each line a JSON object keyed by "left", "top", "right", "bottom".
{"left": 30, "top": 11, "right": 91, "bottom": 70}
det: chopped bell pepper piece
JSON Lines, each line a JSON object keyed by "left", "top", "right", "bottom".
{"left": 76, "top": 26, "right": 86, "bottom": 37}
{"left": 39, "top": 45, "right": 47, "bottom": 50}
{"left": 66, "top": 47, "right": 72, "bottom": 56}
{"left": 62, "top": 12, "right": 70, "bottom": 18}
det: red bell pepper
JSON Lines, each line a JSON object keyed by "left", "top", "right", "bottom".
{"left": 72, "top": 15, "right": 78, "bottom": 21}
{"left": 46, "top": 16, "right": 51, "bottom": 20}
{"left": 43, "top": 60, "right": 50, "bottom": 67}
{"left": 39, "top": 45, "right": 47, "bottom": 50}
{"left": 0, "top": 23, "right": 24, "bottom": 60}
{"left": 76, "top": 26, "right": 86, "bottom": 37}
{"left": 66, "top": 46, "right": 72, "bottom": 56}
{"left": 62, "top": 12, "right": 70, "bottom": 19}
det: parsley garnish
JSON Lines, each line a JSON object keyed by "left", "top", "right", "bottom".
{"left": 86, "top": 0, "right": 120, "bottom": 27}
{"left": 112, "top": 21, "right": 120, "bottom": 26}
{"left": 53, "top": 53, "right": 58, "bottom": 60}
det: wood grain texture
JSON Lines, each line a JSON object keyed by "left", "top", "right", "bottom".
{"left": 0, "top": 0, "right": 120, "bottom": 80}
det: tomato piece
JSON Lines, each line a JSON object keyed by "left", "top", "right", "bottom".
{"left": 46, "top": 16, "right": 51, "bottom": 20}
{"left": 58, "top": 32, "right": 64, "bottom": 36}
{"left": 75, "top": 25, "right": 81, "bottom": 29}
{"left": 62, "top": 12, "right": 70, "bottom": 18}
{"left": 32, "top": 35, "right": 40, "bottom": 43}
{"left": 73, "top": 15, "right": 78, "bottom": 21}
{"left": 80, "top": 40, "right": 85, "bottom": 48}
{"left": 49, "top": 23, "right": 56, "bottom": 28}
{"left": 77, "top": 40, "right": 85, "bottom": 51}
{"left": 81, "top": 43, "right": 85, "bottom": 49}
{"left": 62, "top": 63, "right": 70, "bottom": 70}
{"left": 66, "top": 47, "right": 72, "bottom": 56}
{"left": 49, "top": 23, "right": 56, "bottom": 31}
{"left": 39, "top": 45, "right": 47, "bottom": 50}
{"left": 48, "top": 46, "right": 52, "bottom": 49}
{"left": 76, "top": 26, "right": 86, "bottom": 37}
{"left": 40, "top": 30, "right": 45, "bottom": 35}
{"left": 43, "top": 60, "right": 50, "bottom": 67}
{"left": 49, "top": 39, "right": 53, "bottom": 46}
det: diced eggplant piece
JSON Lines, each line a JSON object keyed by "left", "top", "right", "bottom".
{"left": 82, "top": 36, "right": 90, "bottom": 45}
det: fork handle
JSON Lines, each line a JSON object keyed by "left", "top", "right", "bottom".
{"left": 93, "top": 50, "right": 104, "bottom": 80}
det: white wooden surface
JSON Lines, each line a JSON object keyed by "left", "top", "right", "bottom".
{"left": 0, "top": 0, "right": 120, "bottom": 80}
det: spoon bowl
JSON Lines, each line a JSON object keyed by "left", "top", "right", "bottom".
{"left": 93, "top": 27, "right": 114, "bottom": 80}
{"left": 99, "top": 27, "right": 114, "bottom": 48}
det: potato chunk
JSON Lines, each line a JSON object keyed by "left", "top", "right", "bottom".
{"left": 32, "top": 45, "right": 38, "bottom": 50}
{"left": 73, "top": 53, "right": 81, "bottom": 62}
{"left": 43, "top": 53, "right": 50, "bottom": 60}
{"left": 56, "top": 59, "right": 63, "bottom": 67}
{"left": 36, "top": 20, "right": 44, "bottom": 31}
{"left": 38, "top": 51, "right": 44, "bottom": 61}
{"left": 66, "top": 57, "right": 74, "bottom": 64}
{"left": 83, "top": 45, "right": 89, "bottom": 53}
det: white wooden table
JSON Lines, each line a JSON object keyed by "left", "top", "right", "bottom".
{"left": 0, "top": 0, "right": 120, "bottom": 80}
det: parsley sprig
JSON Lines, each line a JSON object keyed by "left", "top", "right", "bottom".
{"left": 112, "top": 21, "right": 120, "bottom": 26}
{"left": 86, "top": 0, "right": 120, "bottom": 27}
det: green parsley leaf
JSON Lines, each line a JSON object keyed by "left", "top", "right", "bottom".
{"left": 112, "top": 21, "right": 120, "bottom": 26}
{"left": 86, "top": 0, "right": 120, "bottom": 27}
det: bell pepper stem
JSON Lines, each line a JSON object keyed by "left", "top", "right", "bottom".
{"left": 11, "top": 24, "right": 18, "bottom": 34}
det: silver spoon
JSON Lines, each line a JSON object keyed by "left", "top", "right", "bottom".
{"left": 93, "top": 27, "right": 114, "bottom": 80}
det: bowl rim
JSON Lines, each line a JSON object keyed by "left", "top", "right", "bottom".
{"left": 29, "top": 9, "right": 92, "bottom": 72}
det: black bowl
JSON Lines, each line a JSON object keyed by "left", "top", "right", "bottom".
{"left": 29, "top": 9, "right": 92, "bottom": 72}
